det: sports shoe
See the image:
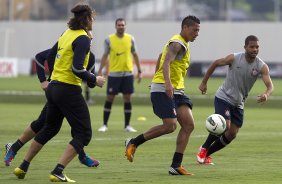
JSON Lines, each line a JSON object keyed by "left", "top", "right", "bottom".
{"left": 50, "top": 172, "right": 76, "bottom": 182}
{"left": 4, "top": 143, "right": 16, "bottom": 166}
{"left": 79, "top": 155, "right": 100, "bottom": 167}
{"left": 202, "top": 156, "right": 214, "bottom": 165}
{"left": 168, "top": 166, "right": 194, "bottom": 175}
{"left": 98, "top": 125, "right": 108, "bottom": 132}
{"left": 14, "top": 167, "right": 26, "bottom": 179}
{"left": 125, "top": 138, "right": 136, "bottom": 162}
{"left": 197, "top": 146, "right": 207, "bottom": 164}
{"left": 124, "top": 125, "right": 137, "bottom": 132}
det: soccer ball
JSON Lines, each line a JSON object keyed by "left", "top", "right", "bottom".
{"left": 205, "top": 114, "right": 227, "bottom": 135}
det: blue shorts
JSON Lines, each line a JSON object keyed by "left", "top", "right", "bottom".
{"left": 151, "top": 92, "right": 193, "bottom": 119}
{"left": 107, "top": 75, "right": 134, "bottom": 95}
{"left": 214, "top": 96, "right": 244, "bottom": 128}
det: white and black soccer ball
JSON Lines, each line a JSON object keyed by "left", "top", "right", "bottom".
{"left": 205, "top": 114, "right": 227, "bottom": 135}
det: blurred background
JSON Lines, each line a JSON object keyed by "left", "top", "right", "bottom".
{"left": 0, "top": 0, "right": 282, "bottom": 78}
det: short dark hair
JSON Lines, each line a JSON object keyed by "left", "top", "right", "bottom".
{"left": 181, "top": 15, "right": 200, "bottom": 29}
{"left": 115, "top": 18, "right": 126, "bottom": 25}
{"left": 245, "top": 35, "right": 259, "bottom": 46}
{"left": 68, "top": 3, "right": 95, "bottom": 30}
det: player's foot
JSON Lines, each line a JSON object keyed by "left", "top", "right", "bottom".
{"left": 98, "top": 125, "right": 108, "bottom": 132}
{"left": 168, "top": 166, "right": 194, "bottom": 175}
{"left": 124, "top": 125, "right": 137, "bottom": 132}
{"left": 197, "top": 146, "right": 207, "bottom": 164}
{"left": 79, "top": 155, "right": 100, "bottom": 167}
{"left": 50, "top": 172, "right": 76, "bottom": 182}
{"left": 4, "top": 143, "right": 16, "bottom": 166}
{"left": 202, "top": 156, "right": 214, "bottom": 165}
{"left": 125, "top": 138, "right": 136, "bottom": 162}
{"left": 14, "top": 167, "right": 26, "bottom": 179}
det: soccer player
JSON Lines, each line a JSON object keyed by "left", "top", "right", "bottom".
{"left": 197, "top": 35, "right": 274, "bottom": 165}
{"left": 4, "top": 49, "right": 100, "bottom": 168}
{"left": 13, "top": 3, "right": 105, "bottom": 182}
{"left": 125, "top": 15, "right": 200, "bottom": 175}
{"left": 97, "top": 18, "right": 142, "bottom": 132}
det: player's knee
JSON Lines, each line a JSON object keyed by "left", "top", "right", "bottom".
{"left": 83, "top": 130, "right": 92, "bottom": 146}
{"left": 164, "top": 122, "right": 177, "bottom": 133}
{"left": 30, "top": 119, "right": 44, "bottom": 133}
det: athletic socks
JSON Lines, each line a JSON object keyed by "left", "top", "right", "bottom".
{"left": 202, "top": 134, "right": 219, "bottom": 149}
{"left": 131, "top": 134, "right": 146, "bottom": 147}
{"left": 19, "top": 160, "right": 30, "bottom": 172}
{"left": 52, "top": 164, "right": 65, "bottom": 175}
{"left": 171, "top": 152, "right": 183, "bottom": 168}
{"left": 103, "top": 101, "right": 112, "bottom": 126}
{"left": 207, "top": 134, "right": 231, "bottom": 156}
{"left": 124, "top": 102, "right": 132, "bottom": 127}
{"left": 12, "top": 139, "right": 24, "bottom": 153}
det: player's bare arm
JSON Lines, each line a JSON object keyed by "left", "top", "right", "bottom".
{"left": 133, "top": 52, "right": 142, "bottom": 83}
{"left": 155, "top": 53, "right": 162, "bottom": 73}
{"left": 257, "top": 64, "right": 274, "bottom": 103}
{"left": 199, "top": 54, "right": 234, "bottom": 94}
{"left": 98, "top": 53, "right": 108, "bottom": 76}
{"left": 163, "top": 42, "right": 182, "bottom": 98}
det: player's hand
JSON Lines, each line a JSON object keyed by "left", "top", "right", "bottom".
{"left": 137, "top": 72, "right": 142, "bottom": 83}
{"left": 41, "top": 81, "right": 49, "bottom": 91}
{"left": 95, "top": 76, "right": 106, "bottom": 88}
{"left": 257, "top": 93, "right": 268, "bottom": 104}
{"left": 199, "top": 82, "right": 207, "bottom": 95}
{"left": 165, "top": 82, "right": 174, "bottom": 98}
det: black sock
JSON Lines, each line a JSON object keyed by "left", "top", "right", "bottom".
{"left": 207, "top": 134, "right": 231, "bottom": 156}
{"left": 171, "top": 152, "right": 183, "bottom": 168}
{"left": 202, "top": 134, "right": 219, "bottom": 149}
{"left": 78, "top": 149, "right": 86, "bottom": 160}
{"left": 11, "top": 139, "right": 24, "bottom": 153}
{"left": 131, "top": 134, "right": 146, "bottom": 147}
{"left": 124, "top": 102, "right": 132, "bottom": 127}
{"left": 103, "top": 101, "right": 112, "bottom": 126}
{"left": 52, "top": 164, "right": 65, "bottom": 175}
{"left": 19, "top": 160, "right": 30, "bottom": 172}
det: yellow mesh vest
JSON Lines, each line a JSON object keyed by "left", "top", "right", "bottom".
{"left": 152, "top": 34, "right": 190, "bottom": 89}
{"left": 51, "top": 29, "right": 90, "bottom": 86}
{"left": 109, "top": 33, "right": 133, "bottom": 72}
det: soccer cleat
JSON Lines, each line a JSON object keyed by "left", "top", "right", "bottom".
{"left": 4, "top": 143, "right": 16, "bottom": 166}
{"left": 98, "top": 125, "right": 108, "bottom": 132}
{"left": 202, "top": 156, "right": 214, "bottom": 165}
{"left": 14, "top": 167, "right": 26, "bottom": 179}
{"left": 125, "top": 138, "right": 136, "bottom": 162}
{"left": 50, "top": 172, "right": 76, "bottom": 182}
{"left": 79, "top": 155, "right": 100, "bottom": 167}
{"left": 124, "top": 125, "right": 137, "bottom": 132}
{"left": 168, "top": 166, "right": 194, "bottom": 175}
{"left": 197, "top": 146, "right": 207, "bottom": 164}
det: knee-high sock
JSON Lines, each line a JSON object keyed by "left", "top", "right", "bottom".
{"left": 207, "top": 134, "right": 231, "bottom": 156}
{"left": 103, "top": 101, "right": 112, "bottom": 126}
{"left": 124, "top": 102, "right": 132, "bottom": 127}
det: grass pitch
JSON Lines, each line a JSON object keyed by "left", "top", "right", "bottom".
{"left": 0, "top": 103, "right": 281, "bottom": 184}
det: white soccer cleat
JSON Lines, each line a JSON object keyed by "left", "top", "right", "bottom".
{"left": 124, "top": 125, "right": 137, "bottom": 132}
{"left": 98, "top": 125, "right": 108, "bottom": 132}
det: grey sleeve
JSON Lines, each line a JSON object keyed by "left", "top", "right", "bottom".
{"left": 131, "top": 36, "right": 137, "bottom": 53}
{"left": 104, "top": 37, "right": 110, "bottom": 55}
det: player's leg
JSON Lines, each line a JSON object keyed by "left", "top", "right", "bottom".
{"left": 197, "top": 97, "right": 231, "bottom": 164}
{"left": 5, "top": 103, "right": 48, "bottom": 166}
{"left": 98, "top": 76, "right": 119, "bottom": 132}
{"left": 121, "top": 75, "right": 136, "bottom": 132}
{"left": 50, "top": 85, "right": 92, "bottom": 182}
{"left": 125, "top": 92, "right": 177, "bottom": 162}
{"left": 169, "top": 95, "right": 194, "bottom": 175}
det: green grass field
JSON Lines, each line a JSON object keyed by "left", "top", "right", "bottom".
{"left": 0, "top": 76, "right": 281, "bottom": 183}
{"left": 0, "top": 104, "right": 282, "bottom": 183}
